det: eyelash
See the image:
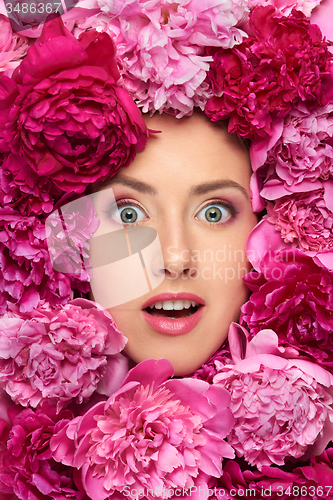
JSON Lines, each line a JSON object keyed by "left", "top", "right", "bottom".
{"left": 104, "top": 199, "right": 147, "bottom": 225}
{"left": 196, "top": 200, "right": 239, "bottom": 225}
{"left": 104, "top": 198, "right": 239, "bottom": 225}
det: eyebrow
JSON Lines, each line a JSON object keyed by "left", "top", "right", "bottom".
{"left": 106, "top": 176, "right": 249, "bottom": 199}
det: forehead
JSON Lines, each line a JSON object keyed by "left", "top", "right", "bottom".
{"left": 120, "top": 112, "right": 252, "bottom": 188}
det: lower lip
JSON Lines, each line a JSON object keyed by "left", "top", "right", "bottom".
{"left": 142, "top": 306, "right": 204, "bottom": 335}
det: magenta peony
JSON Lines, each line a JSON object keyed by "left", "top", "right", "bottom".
{"left": 205, "top": 6, "right": 333, "bottom": 139}
{"left": 0, "top": 299, "right": 127, "bottom": 409}
{"left": 213, "top": 449, "right": 333, "bottom": 500}
{"left": 0, "top": 404, "right": 85, "bottom": 500}
{"left": 0, "top": 153, "right": 59, "bottom": 216}
{"left": 0, "top": 207, "right": 77, "bottom": 313}
{"left": 97, "top": 0, "right": 249, "bottom": 117}
{"left": 0, "top": 17, "right": 148, "bottom": 193}
{"left": 241, "top": 248, "right": 333, "bottom": 369}
{"left": 51, "top": 358, "right": 235, "bottom": 500}
{"left": 214, "top": 324, "right": 333, "bottom": 469}
{"left": 0, "top": 14, "right": 28, "bottom": 74}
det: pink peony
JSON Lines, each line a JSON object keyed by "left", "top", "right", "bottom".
{"left": 251, "top": 103, "right": 333, "bottom": 195}
{"left": 0, "top": 404, "right": 85, "bottom": 500}
{"left": 97, "top": 0, "right": 249, "bottom": 117}
{"left": 311, "top": 0, "right": 333, "bottom": 49}
{"left": 213, "top": 449, "right": 333, "bottom": 500}
{"left": 241, "top": 248, "right": 333, "bottom": 369}
{"left": 248, "top": 0, "right": 322, "bottom": 16}
{"left": 0, "top": 14, "right": 28, "bottom": 74}
{"left": 265, "top": 182, "right": 333, "bottom": 252}
{"left": 0, "top": 207, "right": 77, "bottom": 313}
{"left": 0, "top": 299, "right": 127, "bottom": 409}
{"left": 205, "top": 6, "right": 333, "bottom": 139}
{"left": 45, "top": 192, "right": 100, "bottom": 282}
{"left": 214, "top": 324, "right": 333, "bottom": 469}
{"left": 0, "top": 153, "right": 60, "bottom": 216}
{"left": 0, "top": 17, "right": 148, "bottom": 193}
{"left": 246, "top": 179, "right": 333, "bottom": 269}
{"left": 51, "top": 358, "right": 234, "bottom": 500}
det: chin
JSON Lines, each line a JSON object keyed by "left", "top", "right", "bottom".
{"left": 124, "top": 343, "right": 216, "bottom": 378}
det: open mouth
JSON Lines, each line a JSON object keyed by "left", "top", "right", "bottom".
{"left": 145, "top": 300, "right": 200, "bottom": 319}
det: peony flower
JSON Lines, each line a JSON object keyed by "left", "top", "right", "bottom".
{"left": 97, "top": 0, "right": 249, "bottom": 117}
{"left": 311, "top": 0, "right": 333, "bottom": 50}
{"left": 51, "top": 358, "right": 235, "bottom": 500}
{"left": 205, "top": 6, "right": 333, "bottom": 139}
{"left": 251, "top": 103, "right": 333, "bottom": 195}
{"left": 0, "top": 206, "right": 77, "bottom": 313}
{"left": 241, "top": 248, "right": 333, "bottom": 370}
{"left": 213, "top": 449, "right": 333, "bottom": 500}
{"left": 0, "top": 14, "right": 28, "bottom": 74}
{"left": 248, "top": 0, "right": 321, "bottom": 16}
{"left": 0, "top": 153, "right": 60, "bottom": 216}
{"left": 0, "top": 16, "right": 148, "bottom": 193}
{"left": 45, "top": 192, "right": 100, "bottom": 282}
{"left": 0, "top": 299, "right": 127, "bottom": 409}
{"left": 246, "top": 179, "right": 333, "bottom": 270}
{"left": 0, "top": 404, "right": 85, "bottom": 500}
{"left": 214, "top": 324, "right": 333, "bottom": 469}
{"left": 265, "top": 182, "right": 333, "bottom": 252}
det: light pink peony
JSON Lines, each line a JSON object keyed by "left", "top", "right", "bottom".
{"left": 0, "top": 299, "right": 127, "bottom": 410}
{"left": 251, "top": 104, "right": 333, "bottom": 197}
{"left": 265, "top": 181, "right": 333, "bottom": 252}
{"left": 311, "top": 0, "right": 333, "bottom": 50}
{"left": 214, "top": 324, "right": 333, "bottom": 470}
{"left": 246, "top": 179, "right": 333, "bottom": 269}
{"left": 248, "top": 0, "right": 322, "bottom": 16}
{"left": 45, "top": 193, "right": 100, "bottom": 282}
{"left": 51, "top": 359, "right": 234, "bottom": 500}
{"left": 0, "top": 14, "right": 28, "bottom": 74}
{"left": 97, "top": 0, "right": 249, "bottom": 117}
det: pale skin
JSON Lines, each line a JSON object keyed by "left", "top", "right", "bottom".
{"left": 91, "top": 112, "right": 258, "bottom": 376}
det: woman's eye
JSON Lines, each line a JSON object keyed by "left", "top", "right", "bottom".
{"left": 105, "top": 201, "right": 147, "bottom": 225}
{"left": 196, "top": 203, "right": 234, "bottom": 224}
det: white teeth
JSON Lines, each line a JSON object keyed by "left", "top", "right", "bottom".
{"left": 162, "top": 300, "right": 174, "bottom": 311}
{"left": 174, "top": 300, "right": 183, "bottom": 310}
{"left": 149, "top": 300, "right": 199, "bottom": 310}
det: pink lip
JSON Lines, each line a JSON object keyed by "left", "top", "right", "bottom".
{"left": 141, "top": 293, "right": 205, "bottom": 336}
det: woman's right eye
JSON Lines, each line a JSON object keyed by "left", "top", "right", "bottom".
{"left": 104, "top": 200, "right": 148, "bottom": 225}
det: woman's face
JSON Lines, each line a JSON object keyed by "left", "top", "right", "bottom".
{"left": 92, "top": 112, "right": 257, "bottom": 376}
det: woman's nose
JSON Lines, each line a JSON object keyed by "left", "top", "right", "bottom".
{"left": 152, "top": 222, "right": 199, "bottom": 280}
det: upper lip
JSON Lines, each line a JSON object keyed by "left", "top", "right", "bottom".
{"left": 141, "top": 293, "right": 205, "bottom": 309}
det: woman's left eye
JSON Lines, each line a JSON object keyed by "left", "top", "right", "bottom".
{"left": 196, "top": 202, "right": 236, "bottom": 224}
{"left": 105, "top": 201, "right": 147, "bottom": 225}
